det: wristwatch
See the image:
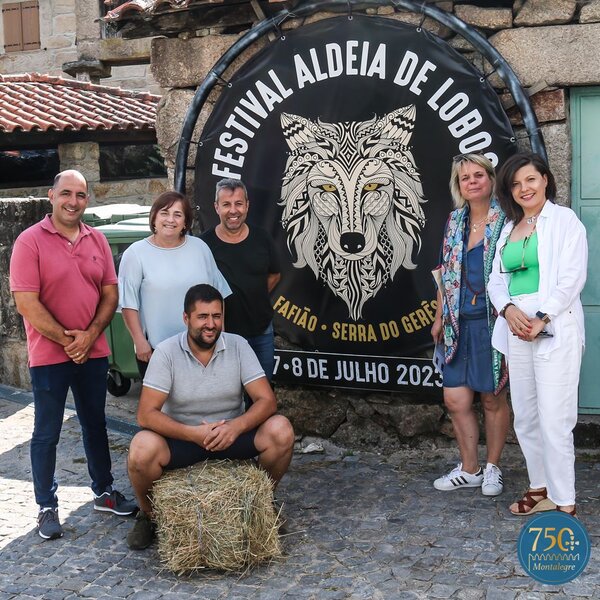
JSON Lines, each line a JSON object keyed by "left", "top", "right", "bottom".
{"left": 500, "top": 302, "right": 514, "bottom": 318}
{"left": 536, "top": 311, "right": 551, "bottom": 324}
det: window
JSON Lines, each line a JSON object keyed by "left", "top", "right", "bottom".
{"left": 2, "top": 1, "right": 40, "bottom": 53}
{"left": 99, "top": 0, "right": 119, "bottom": 39}
{"left": 0, "top": 149, "right": 59, "bottom": 187}
{"left": 99, "top": 144, "right": 167, "bottom": 181}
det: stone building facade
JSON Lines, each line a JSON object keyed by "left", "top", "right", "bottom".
{"left": 145, "top": 0, "right": 600, "bottom": 203}
{"left": 0, "top": 0, "right": 160, "bottom": 92}
{"left": 0, "top": 73, "right": 168, "bottom": 203}
{"left": 2, "top": 1, "right": 599, "bottom": 451}
{"left": 0, "top": 140, "right": 167, "bottom": 204}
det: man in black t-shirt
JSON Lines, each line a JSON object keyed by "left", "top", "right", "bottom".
{"left": 200, "top": 179, "right": 281, "bottom": 387}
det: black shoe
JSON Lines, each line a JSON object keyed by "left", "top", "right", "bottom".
{"left": 37, "top": 508, "right": 63, "bottom": 540}
{"left": 94, "top": 488, "right": 138, "bottom": 516}
{"left": 126, "top": 510, "right": 156, "bottom": 550}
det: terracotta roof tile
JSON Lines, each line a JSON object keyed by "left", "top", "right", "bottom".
{"left": 0, "top": 73, "right": 160, "bottom": 134}
{"left": 102, "top": 0, "right": 286, "bottom": 21}
{"left": 104, "top": 0, "right": 196, "bottom": 21}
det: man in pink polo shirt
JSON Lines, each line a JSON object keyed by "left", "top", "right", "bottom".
{"left": 10, "top": 170, "right": 137, "bottom": 541}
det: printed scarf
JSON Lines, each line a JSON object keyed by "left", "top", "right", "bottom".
{"left": 439, "top": 198, "right": 508, "bottom": 393}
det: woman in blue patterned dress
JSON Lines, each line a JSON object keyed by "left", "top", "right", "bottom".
{"left": 431, "top": 153, "right": 509, "bottom": 496}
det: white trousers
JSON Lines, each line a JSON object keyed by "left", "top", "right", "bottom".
{"left": 507, "top": 293, "right": 582, "bottom": 506}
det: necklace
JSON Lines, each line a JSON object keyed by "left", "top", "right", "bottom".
{"left": 526, "top": 211, "right": 542, "bottom": 225}
{"left": 465, "top": 274, "right": 484, "bottom": 305}
{"left": 471, "top": 215, "right": 487, "bottom": 233}
{"left": 470, "top": 216, "right": 487, "bottom": 232}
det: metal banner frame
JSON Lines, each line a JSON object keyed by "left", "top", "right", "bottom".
{"left": 173, "top": 0, "right": 546, "bottom": 393}
{"left": 175, "top": 0, "right": 545, "bottom": 193}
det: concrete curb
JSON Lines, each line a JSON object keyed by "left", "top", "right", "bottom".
{"left": 0, "top": 382, "right": 140, "bottom": 437}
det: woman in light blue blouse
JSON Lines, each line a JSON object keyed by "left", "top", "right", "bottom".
{"left": 119, "top": 191, "right": 231, "bottom": 376}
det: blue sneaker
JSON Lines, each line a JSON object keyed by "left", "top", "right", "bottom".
{"left": 37, "top": 507, "right": 63, "bottom": 540}
{"left": 94, "top": 488, "right": 138, "bottom": 516}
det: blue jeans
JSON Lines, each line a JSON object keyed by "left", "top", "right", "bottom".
{"left": 29, "top": 357, "right": 113, "bottom": 508}
{"left": 244, "top": 322, "right": 275, "bottom": 410}
{"left": 246, "top": 322, "right": 275, "bottom": 381}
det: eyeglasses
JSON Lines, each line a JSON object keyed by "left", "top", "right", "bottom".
{"left": 499, "top": 232, "right": 533, "bottom": 274}
{"left": 453, "top": 151, "right": 485, "bottom": 163}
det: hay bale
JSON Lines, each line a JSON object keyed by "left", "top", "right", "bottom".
{"left": 151, "top": 460, "right": 282, "bottom": 574}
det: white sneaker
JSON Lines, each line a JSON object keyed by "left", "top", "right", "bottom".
{"left": 433, "top": 463, "right": 483, "bottom": 491}
{"left": 482, "top": 462, "right": 504, "bottom": 496}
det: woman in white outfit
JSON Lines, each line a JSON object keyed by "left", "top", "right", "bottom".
{"left": 488, "top": 152, "right": 587, "bottom": 516}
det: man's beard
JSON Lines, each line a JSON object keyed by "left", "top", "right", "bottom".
{"left": 189, "top": 328, "right": 221, "bottom": 350}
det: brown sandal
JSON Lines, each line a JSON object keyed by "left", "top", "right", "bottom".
{"left": 556, "top": 506, "right": 577, "bottom": 517}
{"left": 510, "top": 488, "right": 556, "bottom": 516}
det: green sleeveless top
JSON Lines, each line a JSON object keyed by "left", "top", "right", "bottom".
{"left": 501, "top": 231, "right": 540, "bottom": 295}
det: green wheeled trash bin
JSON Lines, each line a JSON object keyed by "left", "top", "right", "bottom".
{"left": 83, "top": 203, "right": 151, "bottom": 227}
{"left": 96, "top": 218, "right": 151, "bottom": 396}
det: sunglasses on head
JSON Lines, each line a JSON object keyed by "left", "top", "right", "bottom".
{"left": 452, "top": 151, "right": 486, "bottom": 163}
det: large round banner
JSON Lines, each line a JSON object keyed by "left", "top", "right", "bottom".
{"left": 195, "top": 15, "right": 517, "bottom": 356}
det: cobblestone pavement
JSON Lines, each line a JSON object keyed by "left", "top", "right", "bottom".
{"left": 1, "top": 388, "right": 600, "bottom": 600}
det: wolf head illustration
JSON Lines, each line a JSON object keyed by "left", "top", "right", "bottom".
{"left": 279, "top": 106, "right": 426, "bottom": 320}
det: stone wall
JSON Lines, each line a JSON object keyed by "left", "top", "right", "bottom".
{"left": 0, "top": 141, "right": 168, "bottom": 206}
{"left": 277, "top": 387, "right": 445, "bottom": 452}
{"left": 151, "top": 0, "right": 600, "bottom": 201}
{"left": 0, "top": 198, "right": 50, "bottom": 389}
{"left": 0, "top": 0, "right": 77, "bottom": 76}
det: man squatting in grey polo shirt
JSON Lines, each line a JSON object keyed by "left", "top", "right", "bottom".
{"left": 125, "top": 283, "right": 294, "bottom": 550}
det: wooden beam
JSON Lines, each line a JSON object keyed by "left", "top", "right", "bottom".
{"left": 250, "top": 0, "right": 276, "bottom": 41}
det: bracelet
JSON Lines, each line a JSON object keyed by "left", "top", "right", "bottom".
{"left": 500, "top": 302, "right": 514, "bottom": 318}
